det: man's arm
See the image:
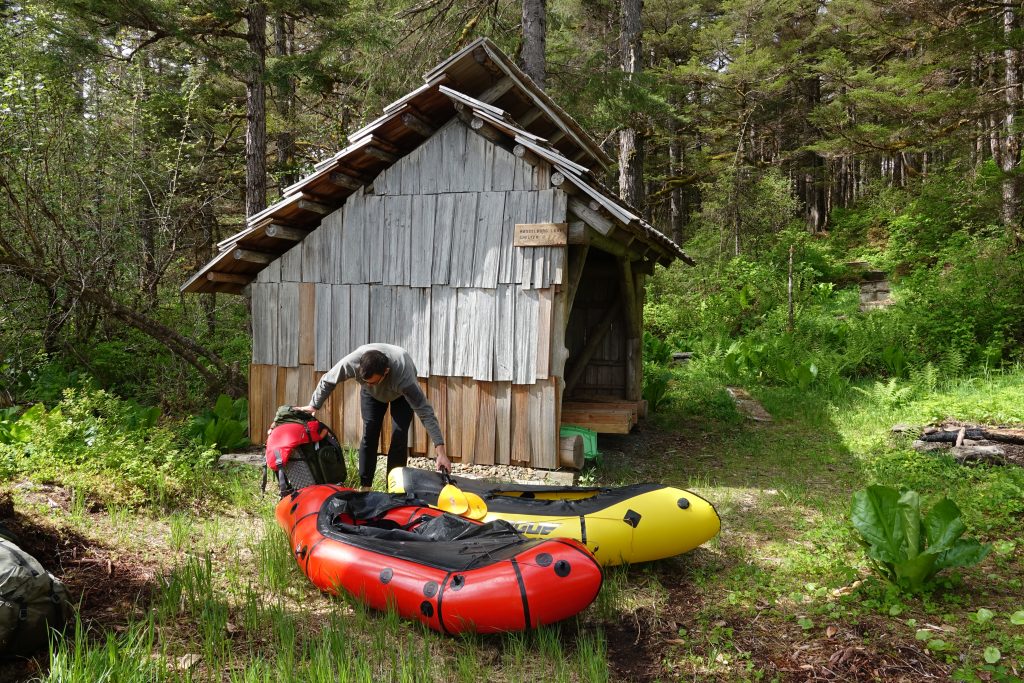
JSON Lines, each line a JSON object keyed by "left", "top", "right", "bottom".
{"left": 400, "top": 382, "right": 449, "bottom": 471}
{"left": 301, "top": 350, "right": 361, "bottom": 412}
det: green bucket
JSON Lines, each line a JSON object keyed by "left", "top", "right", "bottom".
{"left": 559, "top": 424, "right": 600, "bottom": 464}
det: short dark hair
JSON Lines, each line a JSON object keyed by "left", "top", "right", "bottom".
{"left": 358, "top": 350, "right": 389, "bottom": 380}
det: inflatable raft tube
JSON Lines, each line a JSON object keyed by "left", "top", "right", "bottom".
{"left": 388, "top": 468, "right": 721, "bottom": 566}
{"left": 276, "top": 485, "right": 603, "bottom": 634}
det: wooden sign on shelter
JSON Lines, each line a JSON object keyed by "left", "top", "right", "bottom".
{"left": 514, "top": 222, "right": 568, "bottom": 247}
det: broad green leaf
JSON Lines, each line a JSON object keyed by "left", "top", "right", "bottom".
{"left": 214, "top": 394, "right": 234, "bottom": 420}
{"left": 851, "top": 486, "right": 906, "bottom": 561}
{"left": 1011, "top": 610, "right": 1024, "bottom": 625}
{"left": 975, "top": 608, "right": 995, "bottom": 624}
{"left": 915, "top": 629, "right": 930, "bottom": 641}
{"left": 923, "top": 498, "right": 967, "bottom": 552}
{"left": 935, "top": 539, "right": 990, "bottom": 571}
{"left": 897, "top": 490, "right": 922, "bottom": 559}
{"left": 926, "top": 639, "right": 945, "bottom": 651}
{"left": 893, "top": 553, "right": 937, "bottom": 592}
{"left": 983, "top": 647, "right": 1001, "bottom": 664}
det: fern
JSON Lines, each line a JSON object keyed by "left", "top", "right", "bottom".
{"left": 909, "top": 362, "right": 940, "bottom": 395}
{"left": 853, "top": 378, "right": 913, "bottom": 408}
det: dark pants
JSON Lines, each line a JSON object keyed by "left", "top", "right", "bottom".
{"left": 358, "top": 387, "right": 413, "bottom": 487}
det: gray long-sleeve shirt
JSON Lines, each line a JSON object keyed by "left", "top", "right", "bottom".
{"left": 309, "top": 343, "right": 444, "bottom": 446}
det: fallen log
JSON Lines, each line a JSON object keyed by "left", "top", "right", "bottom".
{"left": 919, "top": 428, "right": 1024, "bottom": 445}
{"left": 951, "top": 445, "right": 1007, "bottom": 465}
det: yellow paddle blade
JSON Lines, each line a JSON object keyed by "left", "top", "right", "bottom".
{"left": 437, "top": 483, "right": 469, "bottom": 515}
{"left": 464, "top": 492, "right": 488, "bottom": 520}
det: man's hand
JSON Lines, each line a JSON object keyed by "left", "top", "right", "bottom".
{"left": 435, "top": 444, "right": 451, "bottom": 474}
{"left": 296, "top": 405, "right": 317, "bottom": 416}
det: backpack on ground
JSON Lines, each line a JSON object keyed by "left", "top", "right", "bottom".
{"left": 0, "top": 534, "right": 72, "bottom": 656}
{"left": 263, "top": 406, "right": 347, "bottom": 496}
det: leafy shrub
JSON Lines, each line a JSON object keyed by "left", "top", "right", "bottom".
{"left": 850, "top": 485, "right": 991, "bottom": 594}
{"left": 641, "top": 333, "right": 675, "bottom": 413}
{"left": 0, "top": 407, "right": 28, "bottom": 444}
{"left": 643, "top": 331, "right": 672, "bottom": 365}
{"left": 2, "top": 388, "right": 220, "bottom": 507}
{"left": 723, "top": 335, "right": 821, "bottom": 389}
{"left": 187, "top": 395, "right": 249, "bottom": 452}
{"left": 642, "top": 365, "right": 672, "bottom": 413}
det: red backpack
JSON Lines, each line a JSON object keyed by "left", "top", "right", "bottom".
{"left": 263, "top": 407, "right": 347, "bottom": 495}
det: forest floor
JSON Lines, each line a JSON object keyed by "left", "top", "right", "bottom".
{"left": 4, "top": 381, "right": 1023, "bottom": 682}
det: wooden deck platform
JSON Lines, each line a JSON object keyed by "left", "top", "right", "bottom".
{"left": 561, "top": 399, "right": 645, "bottom": 434}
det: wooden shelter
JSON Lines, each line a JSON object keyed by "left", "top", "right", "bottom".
{"left": 182, "top": 38, "right": 692, "bottom": 470}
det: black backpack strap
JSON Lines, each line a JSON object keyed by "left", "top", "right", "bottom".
{"left": 277, "top": 468, "right": 293, "bottom": 497}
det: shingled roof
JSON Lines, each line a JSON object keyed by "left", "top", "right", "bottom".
{"left": 182, "top": 37, "right": 691, "bottom": 295}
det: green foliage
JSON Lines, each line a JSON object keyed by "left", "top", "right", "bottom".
{"left": 0, "top": 406, "right": 33, "bottom": 444}
{"left": 643, "top": 331, "right": 673, "bottom": 365}
{"left": 187, "top": 395, "right": 249, "bottom": 452}
{"left": 723, "top": 336, "right": 820, "bottom": 389}
{"left": 0, "top": 388, "right": 219, "bottom": 507}
{"left": 642, "top": 332, "right": 675, "bottom": 412}
{"left": 642, "top": 365, "right": 673, "bottom": 413}
{"left": 850, "top": 485, "right": 991, "bottom": 594}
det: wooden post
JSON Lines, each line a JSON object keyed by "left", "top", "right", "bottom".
{"left": 559, "top": 434, "right": 583, "bottom": 470}
{"left": 621, "top": 259, "right": 643, "bottom": 401}
{"left": 564, "top": 245, "right": 589, "bottom": 313}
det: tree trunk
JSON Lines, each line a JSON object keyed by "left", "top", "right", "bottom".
{"left": 1000, "top": 4, "right": 1021, "bottom": 243}
{"left": 618, "top": 0, "right": 644, "bottom": 210}
{"left": 669, "top": 126, "right": 684, "bottom": 244}
{"left": 274, "top": 14, "right": 298, "bottom": 188}
{"left": 245, "top": 1, "right": 268, "bottom": 218}
{"left": 520, "top": 0, "right": 546, "bottom": 90}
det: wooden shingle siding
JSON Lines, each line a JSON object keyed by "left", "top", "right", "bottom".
{"left": 410, "top": 194, "right": 437, "bottom": 287}
{"left": 302, "top": 224, "right": 321, "bottom": 283}
{"left": 493, "top": 284, "right": 515, "bottom": 382}
{"left": 369, "top": 285, "right": 393, "bottom": 346}
{"left": 432, "top": 194, "right": 455, "bottom": 284}
{"left": 383, "top": 194, "right": 412, "bottom": 286}
{"left": 328, "top": 284, "right": 350, "bottom": 371}
{"left": 450, "top": 193, "right": 479, "bottom": 287}
{"left": 320, "top": 207, "right": 343, "bottom": 285}
{"left": 255, "top": 258, "right": 280, "bottom": 284}
{"left": 364, "top": 195, "right": 384, "bottom": 283}
{"left": 341, "top": 192, "right": 364, "bottom": 284}
{"left": 494, "top": 381, "right": 511, "bottom": 464}
{"left": 280, "top": 242, "right": 302, "bottom": 282}
{"left": 474, "top": 191, "right": 505, "bottom": 288}
{"left": 419, "top": 123, "right": 441, "bottom": 194}
{"left": 491, "top": 138, "right": 517, "bottom": 190}
{"left": 298, "top": 284, "right": 315, "bottom": 366}
{"left": 411, "top": 287, "right": 431, "bottom": 376}
{"left": 250, "top": 283, "right": 277, "bottom": 364}
{"left": 349, "top": 284, "right": 370, "bottom": 348}
{"left": 277, "top": 282, "right": 300, "bottom": 367}
{"left": 452, "top": 288, "right": 495, "bottom": 381}
{"left": 400, "top": 144, "right": 422, "bottom": 196}
{"left": 249, "top": 364, "right": 277, "bottom": 441}
{"left": 441, "top": 120, "right": 467, "bottom": 193}
{"left": 474, "top": 381, "right": 496, "bottom": 465}
{"left": 430, "top": 285, "right": 456, "bottom": 375}
{"left": 513, "top": 287, "right": 538, "bottom": 384}
{"left": 464, "top": 129, "right": 487, "bottom": 193}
